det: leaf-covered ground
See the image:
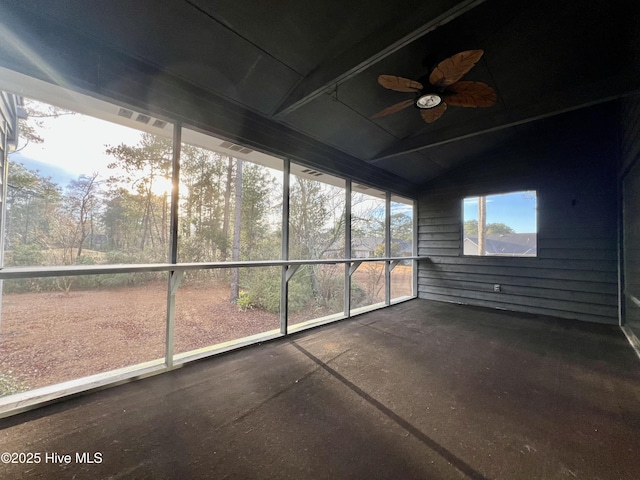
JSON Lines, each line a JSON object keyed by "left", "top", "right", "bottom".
{"left": 0, "top": 282, "right": 279, "bottom": 394}
{"left": 0, "top": 266, "right": 411, "bottom": 396}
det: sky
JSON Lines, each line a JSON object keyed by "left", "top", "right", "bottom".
{"left": 11, "top": 153, "right": 75, "bottom": 186}
{"left": 463, "top": 191, "right": 537, "bottom": 233}
{"left": 12, "top": 107, "right": 143, "bottom": 190}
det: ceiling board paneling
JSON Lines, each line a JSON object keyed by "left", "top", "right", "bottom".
{"left": 1, "top": 0, "right": 639, "bottom": 187}
{"left": 279, "top": 94, "right": 398, "bottom": 160}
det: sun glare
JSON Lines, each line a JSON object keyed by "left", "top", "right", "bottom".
{"left": 150, "top": 175, "right": 174, "bottom": 197}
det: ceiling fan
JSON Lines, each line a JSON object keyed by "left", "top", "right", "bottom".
{"left": 373, "top": 50, "right": 497, "bottom": 123}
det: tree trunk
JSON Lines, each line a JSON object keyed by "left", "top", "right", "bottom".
{"left": 77, "top": 198, "right": 88, "bottom": 258}
{"left": 161, "top": 192, "right": 167, "bottom": 246}
{"left": 310, "top": 265, "right": 321, "bottom": 301}
{"left": 140, "top": 189, "right": 154, "bottom": 251}
{"left": 221, "top": 156, "right": 233, "bottom": 261}
{"left": 23, "top": 195, "right": 32, "bottom": 244}
{"left": 230, "top": 159, "right": 243, "bottom": 303}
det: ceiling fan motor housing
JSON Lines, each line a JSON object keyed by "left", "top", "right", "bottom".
{"left": 374, "top": 50, "right": 495, "bottom": 122}
{"left": 415, "top": 92, "right": 443, "bottom": 109}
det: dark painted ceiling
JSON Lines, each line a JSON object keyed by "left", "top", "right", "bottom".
{"left": 1, "top": 0, "right": 639, "bottom": 196}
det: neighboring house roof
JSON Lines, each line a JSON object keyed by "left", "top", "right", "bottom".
{"left": 351, "top": 237, "right": 381, "bottom": 252}
{"left": 464, "top": 233, "right": 536, "bottom": 255}
{"left": 391, "top": 238, "right": 412, "bottom": 253}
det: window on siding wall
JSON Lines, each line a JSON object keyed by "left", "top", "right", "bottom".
{"left": 462, "top": 191, "right": 537, "bottom": 257}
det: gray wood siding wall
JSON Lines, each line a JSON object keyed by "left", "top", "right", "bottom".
{"left": 418, "top": 114, "right": 619, "bottom": 324}
{"left": 622, "top": 95, "right": 640, "bottom": 336}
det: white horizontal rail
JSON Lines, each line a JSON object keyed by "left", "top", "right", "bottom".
{"left": 0, "top": 256, "right": 424, "bottom": 279}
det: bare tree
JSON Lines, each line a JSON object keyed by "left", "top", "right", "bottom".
{"left": 289, "top": 178, "right": 347, "bottom": 303}
{"left": 106, "top": 133, "right": 173, "bottom": 256}
{"left": 66, "top": 172, "right": 100, "bottom": 258}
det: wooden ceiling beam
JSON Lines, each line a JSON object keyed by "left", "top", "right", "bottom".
{"left": 369, "top": 76, "right": 640, "bottom": 163}
{"left": 272, "top": 0, "right": 486, "bottom": 118}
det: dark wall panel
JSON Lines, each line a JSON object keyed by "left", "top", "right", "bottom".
{"left": 621, "top": 95, "right": 640, "bottom": 175}
{"left": 622, "top": 95, "right": 640, "bottom": 337}
{"left": 417, "top": 107, "right": 619, "bottom": 324}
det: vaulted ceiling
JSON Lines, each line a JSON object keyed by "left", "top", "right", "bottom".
{"left": 1, "top": 0, "right": 639, "bottom": 197}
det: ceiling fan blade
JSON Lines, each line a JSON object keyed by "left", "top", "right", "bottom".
{"left": 420, "top": 103, "right": 447, "bottom": 123}
{"left": 372, "top": 99, "right": 415, "bottom": 118}
{"left": 378, "top": 75, "right": 423, "bottom": 92}
{"left": 445, "top": 81, "right": 497, "bottom": 107}
{"left": 429, "top": 50, "right": 484, "bottom": 88}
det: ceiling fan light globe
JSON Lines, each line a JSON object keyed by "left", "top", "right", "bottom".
{"left": 416, "top": 93, "right": 442, "bottom": 109}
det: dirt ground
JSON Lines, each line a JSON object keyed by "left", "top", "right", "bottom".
{"left": 0, "top": 266, "right": 412, "bottom": 395}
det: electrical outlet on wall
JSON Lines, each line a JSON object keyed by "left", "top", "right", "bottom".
{"left": 494, "top": 284, "right": 501, "bottom": 292}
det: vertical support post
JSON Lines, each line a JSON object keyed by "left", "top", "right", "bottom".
{"left": 165, "top": 122, "right": 181, "bottom": 368}
{"left": 344, "top": 179, "right": 352, "bottom": 317}
{"left": 478, "top": 195, "right": 486, "bottom": 256}
{"left": 280, "top": 158, "right": 290, "bottom": 334}
{"left": 385, "top": 192, "right": 391, "bottom": 306}
{"left": 166, "top": 272, "right": 176, "bottom": 369}
{"left": 413, "top": 199, "right": 418, "bottom": 298}
{"left": 0, "top": 121, "right": 8, "bottom": 324}
{"left": 168, "top": 123, "right": 181, "bottom": 264}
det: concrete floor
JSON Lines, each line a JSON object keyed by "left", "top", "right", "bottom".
{"left": 1, "top": 299, "right": 639, "bottom": 479}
